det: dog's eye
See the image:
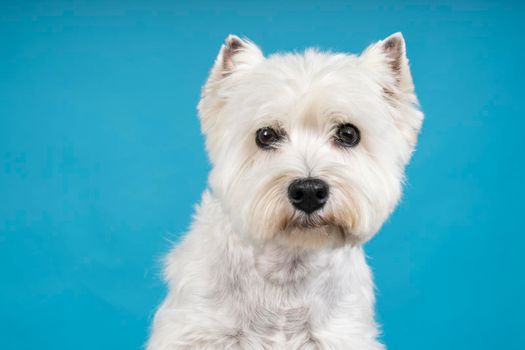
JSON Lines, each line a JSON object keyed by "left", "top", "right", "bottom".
{"left": 335, "top": 123, "right": 360, "bottom": 147}
{"left": 256, "top": 127, "right": 281, "bottom": 149}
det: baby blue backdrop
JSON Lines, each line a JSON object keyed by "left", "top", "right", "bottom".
{"left": 1, "top": 1, "right": 523, "bottom": 349}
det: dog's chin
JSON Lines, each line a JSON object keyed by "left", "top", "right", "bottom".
{"left": 275, "top": 214, "right": 349, "bottom": 249}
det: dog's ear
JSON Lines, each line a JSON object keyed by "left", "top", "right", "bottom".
{"left": 360, "top": 33, "right": 422, "bottom": 150}
{"left": 360, "top": 32, "right": 414, "bottom": 95}
{"left": 198, "top": 35, "right": 264, "bottom": 134}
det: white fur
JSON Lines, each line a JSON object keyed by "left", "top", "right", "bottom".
{"left": 148, "top": 33, "right": 423, "bottom": 350}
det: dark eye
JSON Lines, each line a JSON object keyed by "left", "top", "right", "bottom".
{"left": 256, "top": 127, "right": 281, "bottom": 149}
{"left": 335, "top": 123, "right": 360, "bottom": 147}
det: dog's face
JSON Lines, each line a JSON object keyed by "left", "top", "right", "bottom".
{"left": 198, "top": 34, "right": 423, "bottom": 248}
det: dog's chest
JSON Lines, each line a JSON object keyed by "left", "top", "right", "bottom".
{"left": 226, "top": 249, "right": 333, "bottom": 347}
{"left": 237, "top": 289, "right": 321, "bottom": 348}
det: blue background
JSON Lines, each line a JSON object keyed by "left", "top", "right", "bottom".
{"left": 1, "top": 1, "right": 523, "bottom": 349}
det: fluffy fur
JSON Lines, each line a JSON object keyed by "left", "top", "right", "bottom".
{"left": 148, "top": 33, "right": 423, "bottom": 349}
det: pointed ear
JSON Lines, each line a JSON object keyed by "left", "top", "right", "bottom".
{"left": 208, "top": 35, "right": 264, "bottom": 81}
{"left": 360, "top": 33, "right": 423, "bottom": 153}
{"left": 198, "top": 35, "right": 264, "bottom": 134}
{"left": 360, "top": 32, "right": 414, "bottom": 94}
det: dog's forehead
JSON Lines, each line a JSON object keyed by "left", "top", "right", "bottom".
{"left": 240, "top": 52, "right": 384, "bottom": 127}
{"left": 257, "top": 51, "right": 368, "bottom": 93}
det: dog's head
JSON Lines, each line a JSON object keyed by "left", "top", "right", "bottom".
{"left": 198, "top": 34, "right": 423, "bottom": 248}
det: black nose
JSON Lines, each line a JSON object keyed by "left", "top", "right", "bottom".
{"left": 288, "top": 178, "right": 329, "bottom": 214}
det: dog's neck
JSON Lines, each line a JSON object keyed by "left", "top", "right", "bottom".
{"left": 251, "top": 241, "right": 333, "bottom": 285}
{"left": 205, "top": 191, "right": 342, "bottom": 286}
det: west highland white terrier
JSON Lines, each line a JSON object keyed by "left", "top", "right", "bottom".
{"left": 148, "top": 33, "right": 423, "bottom": 350}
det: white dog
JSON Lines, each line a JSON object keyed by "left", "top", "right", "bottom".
{"left": 148, "top": 33, "right": 423, "bottom": 350}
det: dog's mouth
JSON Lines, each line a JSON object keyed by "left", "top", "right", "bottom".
{"left": 292, "top": 214, "right": 330, "bottom": 229}
{"left": 282, "top": 212, "right": 345, "bottom": 233}
{"left": 274, "top": 212, "right": 350, "bottom": 247}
